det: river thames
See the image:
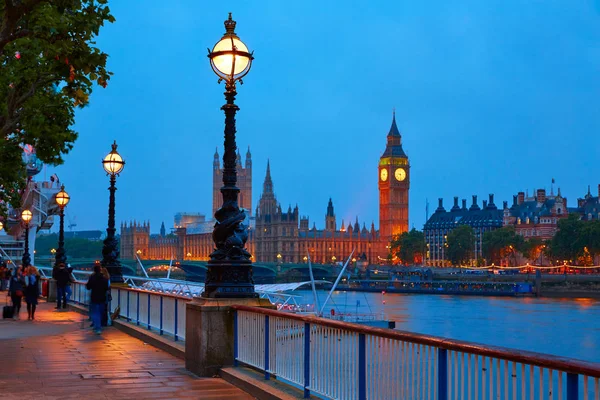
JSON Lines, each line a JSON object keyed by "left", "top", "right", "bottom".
{"left": 295, "top": 290, "right": 600, "bottom": 363}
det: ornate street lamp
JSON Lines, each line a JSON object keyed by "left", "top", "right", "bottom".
{"left": 21, "top": 209, "right": 33, "bottom": 268}
{"left": 203, "top": 13, "right": 256, "bottom": 298}
{"left": 0, "top": 221, "right": 3, "bottom": 231}
{"left": 54, "top": 185, "right": 70, "bottom": 267}
{"left": 101, "top": 141, "right": 125, "bottom": 283}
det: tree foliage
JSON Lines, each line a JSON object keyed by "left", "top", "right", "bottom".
{"left": 521, "top": 237, "right": 544, "bottom": 262}
{"left": 391, "top": 228, "right": 425, "bottom": 265}
{"left": 547, "top": 214, "right": 600, "bottom": 264}
{"left": 446, "top": 225, "right": 475, "bottom": 266}
{"left": 482, "top": 226, "right": 524, "bottom": 265}
{"left": 35, "top": 233, "right": 105, "bottom": 259}
{"left": 0, "top": 0, "right": 114, "bottom": 214}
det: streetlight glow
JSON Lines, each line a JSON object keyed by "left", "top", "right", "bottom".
{"left": 55, "top": 185, "right": 70, "bottom": 208}
{"left": 102, "top": 141, "right": 125, "bottom": 175}
{"left": 208, "top": 13, "right": 253, "bottom": 82}
{"left": 21, "top": 209, "right": 32, "bottom": 223}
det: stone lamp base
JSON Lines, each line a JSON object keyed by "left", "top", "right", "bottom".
{"left": 185, "top": 297, "right": 275, "bottom": 377}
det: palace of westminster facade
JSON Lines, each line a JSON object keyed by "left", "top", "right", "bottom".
{"left": 120, "top": 114, "right": 411, "bottom": 264}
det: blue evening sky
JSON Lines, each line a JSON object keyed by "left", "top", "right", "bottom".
{"left": 45, "top": 0, "right": 600, "bottom": 233}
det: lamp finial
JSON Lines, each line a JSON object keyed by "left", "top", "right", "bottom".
{"left": 224, "top": 13, "right": 236, "bottom": 35}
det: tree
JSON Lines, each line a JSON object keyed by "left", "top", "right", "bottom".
{"left": 482, "top": 226, "right": 524, "bottom": 266}
{"left": 522, "top": 237, "right": 543, "bottom": 262}
{"left": 391, "top": 229, "right": 425, "bottom": 265}
{"left": 446, "top": 225, "right": 475, "bottom": 266}
{"left": 0, "top": 0, "right": 114, "bottom": 215}
{"left": 548, "top": 216, "right": 600, "bottom": 265}
{"left": 35, "top": 233, "right": 104, "bottom": 259}
{"left": 548, "top": 214, "right": 584, "bottom": 263}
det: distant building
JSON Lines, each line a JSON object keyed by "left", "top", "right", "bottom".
{"left": 503, "top": 188, "right": 568, "bottom": 240}
{"left": 120, "top": 114, "right": 409, "bottom": 264}
{"left": 575, "top": 185, "right": 600, "bottom": 221}
{"left": 424, "top": 195, "right": 503, "bottom": 266}
{"left": 213, "top": 147, "right": 252, "bottom": 218}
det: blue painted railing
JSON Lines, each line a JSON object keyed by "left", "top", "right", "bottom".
{"left": 67, "top": 280, "right": 187, "bottom": 341}
{"left": 233, "top": 305, "right": 600, "bottom": 400}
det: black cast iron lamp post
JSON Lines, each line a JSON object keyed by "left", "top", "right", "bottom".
{"left": 21, "top": 209, "right": 32, "bottom": 268}
{"left": 101, "top": 141, "right": 125, "bottom": 284}
{"left": 203, "top": 13, "right": 257, "bottom": 298}
{"left": 54, "top": 185, "right": 70, "bottom": 267}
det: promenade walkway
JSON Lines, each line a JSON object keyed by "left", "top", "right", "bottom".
{"left": 0, "top": 300, "right": 254, "bottom": 400}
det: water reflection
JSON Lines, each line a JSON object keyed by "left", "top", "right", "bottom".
{"left": 294, "top": 290, "right": 600, "bottom": 363}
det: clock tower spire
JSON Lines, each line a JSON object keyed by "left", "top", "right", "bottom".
{"left": 378, "top": 111, "right": 410, "bottom": 248}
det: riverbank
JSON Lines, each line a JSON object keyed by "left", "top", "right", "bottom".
{"left": 540, "top": 281, "right": 600, "bottom": 299}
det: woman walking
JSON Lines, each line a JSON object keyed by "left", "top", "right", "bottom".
{"left": 24, "top": 266, "right": 40, "bottom": 320}
{"left": 8, "top": 266, "right": 25, "bottom": 320}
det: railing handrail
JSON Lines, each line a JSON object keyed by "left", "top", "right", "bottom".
{"left": 232, "top": 304, "right": 600, "bottom": 378}
{"left": 40, "top": 276, "right": 193, "bottom": 301}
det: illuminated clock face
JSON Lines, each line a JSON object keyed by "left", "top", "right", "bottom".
{"left": 395, "top": 168, "right": 406, "bottom": 181}
{"left": 380, "top": 168, "right": 388, "bottom": 181}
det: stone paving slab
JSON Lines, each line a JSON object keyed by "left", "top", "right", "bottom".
{"left": 0, "top": 300, "right": 255, "bottom": 399}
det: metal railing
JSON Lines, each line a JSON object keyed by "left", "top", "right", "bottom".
{"left": 67, "top": 280, "right": 188, "bottom": 341}
{"left": 233, "top": 305, "right": 600, "bottom": 400}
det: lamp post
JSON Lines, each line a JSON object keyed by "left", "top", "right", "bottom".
{"left": 101, "top": 141, "right": 125, "bottom": 284}
{"left": 54, "top": 185, "right": 70, "bottom": 267}
{"left": 21, "top": 209, "right": 33, "bottom": 268}
{"left": 204, "top": 13, "right": 256, "bottom": 298}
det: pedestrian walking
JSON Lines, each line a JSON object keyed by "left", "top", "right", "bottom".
{"left": 86, "top": 265, "right": 109, "bottom": 335}
{"left": 52, "top": 263, "right": 71, "bottom": 309}
{"left": 8, "top": 266, "right": 25, "bottom": 320}
{"left": 24, "top": 266, "right": 40, "bottom": 320}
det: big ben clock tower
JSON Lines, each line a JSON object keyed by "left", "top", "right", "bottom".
{"left": 379, "top": 112, "right": 409, "bottom": 246}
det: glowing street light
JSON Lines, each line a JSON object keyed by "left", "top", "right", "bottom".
{"left": 101, "top": 141, "right": 125, "bottom": 283}
{"left": 21, "top": 209, "right": 33, "bottom": 267}
{"left": 54, "top": 185, "right": 70, "bottom": 267}
{"left": 203, "top": 13, "right": 256, "bottom": 298}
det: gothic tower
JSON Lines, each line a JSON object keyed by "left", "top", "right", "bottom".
{"left": 213, "top": 146, "right": 252, "bottom": 218}
{"left": 325, "top": 198, "right": 336, "bottom": 231}
{"left": 378, "top": 112, "right": 410, "bottom": 244}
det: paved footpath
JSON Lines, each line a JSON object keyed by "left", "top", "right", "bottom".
{"left": 0, "top": 298, "right": 254, "bottom": 399}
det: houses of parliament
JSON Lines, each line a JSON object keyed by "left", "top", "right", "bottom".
{"left": 120, "top": 114, "right": 410, "bottom": 264}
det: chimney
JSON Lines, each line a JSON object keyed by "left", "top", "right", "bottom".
{"left": 517, "top": 192, "right": 525, "bottom": 205}
{"left": 512, "top": 195, "right": 518, "bottom": 208}
{"left": 503, "top": 201, "right": 508, "bottom": 209}
{"left": 469, "top": 195, "right": 480, "bottom": 211}
{"left": 598, "top": 184, "right": 600, "bottom": 198}
{"left": 436, "top": 198, "right": 446, "bottom": 212}
{"left": 451, "top": 197, "right": 460, "bottom": 211}
{"left": 483, "top": 200, "right": 488, "bottom": 208}
{"left": 537, "top": 189, "right": 546, "bottom": 204}
{"left": 489, "top": 194, "right": 495, "bottom": 206}
{"left": 462, "top": 199, "right": 467, "bottom": 210}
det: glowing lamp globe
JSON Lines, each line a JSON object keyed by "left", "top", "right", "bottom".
{"left": 21, "top": 209, "right": 33, "bottom": 223}
{"left": 103, "top": 140, "right": 125, "bottom": 175}
{"left": 55, "top": 185, "right": 70, "bottom": 208}
{"left": 208, "top": 13, "right": 253, "bottom": 82}
{"left": 0, "top": 221, "right": 3, "bottom": 231}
